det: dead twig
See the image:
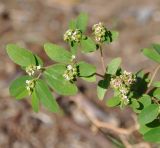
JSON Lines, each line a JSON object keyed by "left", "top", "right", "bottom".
{"left": 69, "top": 94, "right": 138, "bottom": 135}
{"left": 147, "top": 64, "right": 160, "bottom": 88}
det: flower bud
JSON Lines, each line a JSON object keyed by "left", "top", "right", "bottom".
{"left": 71, "top": 55, "right": 76, "bottom": 61}
{"left": 64, "top": 29, "right": 82, "bottom": 43}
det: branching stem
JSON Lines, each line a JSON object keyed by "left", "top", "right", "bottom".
{"left": 95, "top": 73, "right": 104, "bottom": 78}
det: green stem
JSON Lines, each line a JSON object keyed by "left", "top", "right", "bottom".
{"left": 99, "top": 45, "right": 105, "bottom": 73}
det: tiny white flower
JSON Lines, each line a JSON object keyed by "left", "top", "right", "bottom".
{"left": 123, "top": 95, "right": 128, "bottom": 99}
{"left": 71, "top": 55, "right": 76, "bottom": 60}
{"left": 63, "top": 73, "right": 70, "bottom": 81}
{"left": 26, "top": 86, "right": 30, "bottom": 90}
{"left": 67, "top": 65, "right": 73, "bottom": 70}
{"left": 66, "top": 76, "right": 70, "bottom": 80}
{"left": 26, "top": 80, "right": 30, "bottom": 84}
{"left": 123, "top": 70, "right": 131, "bottom": 75}
{"left": 120, "top": 88, "right": 128, "bottom": 95}
{"left": 73, "top": 31, "right": 77, "bottom": 36}
{"left": 63, "top": 74, "right": 67, "bottom": 78}
{"left": 36, "top": 65, "right": 41, "bottom": 70}
{"left": 95, "top": 37, "right": 101, "bottom": 42}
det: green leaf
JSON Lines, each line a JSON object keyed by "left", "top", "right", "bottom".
{"left": 34, "top": 55, "right": 43, "bottom": 66}
{"left": 97, "top": 76, "right": 110, "bottom": 100}
{"left": 139, "top": 119, "right": 160, "bottom": 135}
{"left": 152, "top": 43, "right": 160, "bottom": 54}
{"left": 81, "top": 37, "right": 96, "bottom": 53}
{"left": 138, "top": 95, "right": 151, "bottom": 109}
{"left": 153, "top": 88, "right": 160, "bottom": 100}
{"left": 109, "top": 31, "right": 119, "bottom": 43}
{"left": 70, "top": 42, "right": 78, "bottom": 55}
{"left": 69, "top": 19, "right": 77, "bottom": 29}
{"left": 107, "top": 57, "right": 121, "bottom": 75}
{"left": 35, "top": 79, "right": 59, "bottom": 112}
{"left": 105, "top": 30, "right": 119, "bottom": 44}
{"left": 144, "top": 127, "right": 160, "bottom": 143}
{"left": 77, "top": 61, "right": 96, "bottom": 77}
{"left": 44, "top": 64, "right": 78, "bottom": 95}
{"left": 139, "top": 124, "right": 151, "bottom": 135}
{"left": 9, "top": 76, "right": 32, "bottom": 99}
{"left": 31, "top": 90, "right": 39, "bottom": 112}
{"left": 152, "top": 81, "right": 160, "bottom": 87}
{"left": 138, "top": 104, "right": 159, "bottom": 125}
{"left": 44, "top": 43, "right": 72, "bottom": 63}
{"left": 142, "top": 48, "right": 160, "bottom": 63}
{"left": 6, "top": 44, "right": 36, "bottom": 66}
{"left": 76, "top": 12, "right": 88, "bottom": 32}
{"left": 106, "top": 96, "right": 120, "bottom": 107}
{"left": 130, "top": 99, "right": 140, "bottom": 113}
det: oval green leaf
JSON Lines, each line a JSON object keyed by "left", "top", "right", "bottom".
{"left": 35, "top": 79, "right": 59, "bottom": 112}
{"left": 130, "top": 99, "right": 140, "bottom": 113}
{"left": 76, "top": 12, "right": 88, "bottom": 32}
{"left": 107, "top": 57, "right": 121, "bottom": 75}
{"left": 44, "top": 43, "right": 72, "bottom": 63}
{"left": 77, "top": 61, "right": 96, "bottom": 77}
{"left": 138, "top": 104, "right": 159, "bottom": 125}
{"left": 97, "top": 76, "right": 110, "bottom": 100}
{"left": 34, "top": 55, "right": 43, "bottom": 66}
{"left": 144, "top": 127, "right": 160, "bottom": 143}
{"left": 9, "top": 75, "right": 32, "bottom": 99}
{"left": 153, "top": 88, "right": 160, "bottom": 100}
{"left": 6, "top": 44, "right": 36, "bottom": 66}
{"left": 138, "top": 95, "right": 151, "bottom": 109}
{"left": 142, "top": 48, "right": 160, "bottom": 63}
{"left": 106, "top": 96, "right": 120, "bottom": 107}
{"left": 44, "top": 64, "right": 78, "bottom": 96}
{"left": 152, "top": 43, "right": 160, "bottom": 54}
{"left": 31, "top": 90, "right": 39, "bottom": 112}
{"left": 81, "top": 37, "right": 96, "bottom": 53}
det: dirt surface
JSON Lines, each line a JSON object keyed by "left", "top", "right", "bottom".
{"left": 0, "top": 0, "right": 160, "bottom": 147}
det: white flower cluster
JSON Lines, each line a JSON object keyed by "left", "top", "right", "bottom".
{"left": 64, "top": 29, "right": 82, "bottom": 43}
{"left": 63, "top": 64, "right": 77, "bottom": 81}
{"left": 110, "top": 71, "right": 136, "bottom": 105}
{"left": 120, "top": 71, "right": 136, "bottom": 86}
{"left": 92, "top": 22, "right": 107, "bottom": 43}
{"left": 26, "top": 79, "right": 35, "bottom": 95}
{"left": 25, "top": 65, "right": 41, "bottom": 76}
